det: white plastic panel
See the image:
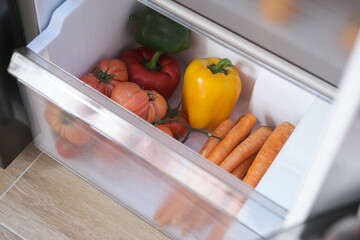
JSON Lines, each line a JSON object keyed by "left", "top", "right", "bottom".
{"left": 256, "top": 98, "right": 331, "bottom": 209}
{"left": 311, "top": 106, "right": 360, "bottom": 215}
{"left": 34, "top": 0, "right": 66, "bottom": 31}
{"left": 284, "top": 27, "right": 360, "bottom": 231}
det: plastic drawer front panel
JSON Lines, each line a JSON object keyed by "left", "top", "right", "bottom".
{"left": 19, "top": 86, "right": 259, "bottom": 240}
{"left": 10, "top": 48, "right": 286, "bottom": 239}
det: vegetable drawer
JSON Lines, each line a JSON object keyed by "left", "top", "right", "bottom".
{"left": 8, "top": 0, "right": 360, "bottom": 239}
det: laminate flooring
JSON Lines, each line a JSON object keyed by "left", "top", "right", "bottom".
{"left": 0, "top": 143, "right": 168, "bottom": 240}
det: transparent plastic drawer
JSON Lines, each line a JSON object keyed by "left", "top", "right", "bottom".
{"left": 12, "top": 48, "right": 285, "bottom": 239}
{"left": 7, "top": 0, "right": 343, "bottom": 239}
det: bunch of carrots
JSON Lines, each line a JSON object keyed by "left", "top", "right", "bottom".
{"left": 153, "top": 113, "right": 295, "bottom": 238}
{"left": 200, "top": 113, "right": 295, "bottom": 187}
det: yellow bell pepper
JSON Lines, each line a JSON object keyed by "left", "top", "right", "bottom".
{"left": 182, "top": 57, "right": 242, "bottom": 131}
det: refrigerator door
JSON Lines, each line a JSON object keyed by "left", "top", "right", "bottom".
{"left": 284, "top": 35, "right": 360, "bottom": 229}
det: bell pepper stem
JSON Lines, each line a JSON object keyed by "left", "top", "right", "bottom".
{"left": 143, "top": 51, "right": 164, "bottom": 71}
{"left": 129, "top": 15, "right": 141, "bottom": 22}
{"left": 208, "top": 58, "right": 233, "bottom": 75}
{"left": 61, "top": 111, "right": 76, "bottom": 125}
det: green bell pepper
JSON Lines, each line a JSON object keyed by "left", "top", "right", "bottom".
{"left": 132, "top": 7, "right": 191, "bottom": 54}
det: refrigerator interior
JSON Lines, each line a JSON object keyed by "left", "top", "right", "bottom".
{"left": 171, "top": 0, "right": 360, "bottom": 87}
{"left": 8, "top": 0, "right": 340, "bottom": 238}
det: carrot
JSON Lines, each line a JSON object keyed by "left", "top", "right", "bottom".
{"left": 153, "top": 194, "right": 174, "bottom": 222}
{"left": 219, "top": 126, "right": 272, "bottom": 172}
{"left": 156, "top": 194, "right": 182, "bottom": 227}
{"left": 231, "top": 153, "right": 257, "bottom": 179}
{"left": 243, "top": 121, "right": 295, "bottom": 188}
{"left": 182, "top": 205, "right": 210, "bottom": 236}
{"left": 205, "top": 215, "right": 231, "bottom": 240}
{"left": 207, "top": 113, "right": 256, "bottom": 165}
{"left": 199, "top": 119, "right": 235, "bottom": 158}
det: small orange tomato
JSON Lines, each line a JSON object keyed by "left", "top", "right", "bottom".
{"left": 162, "top": 110, "right": 188, "bottom": 139}
{"left": 156, "top": 125, "right": 174, "bottom": 138}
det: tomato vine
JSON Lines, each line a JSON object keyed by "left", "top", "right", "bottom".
{"left": 154, "top": 101, "right": 222, "bottom": 143}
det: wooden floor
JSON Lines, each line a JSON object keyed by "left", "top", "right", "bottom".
{"left": 0, "top": 143, "right": 168, "bottom": 240}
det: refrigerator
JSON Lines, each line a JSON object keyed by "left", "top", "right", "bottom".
{"left": 0, "top": 0, "right": 34, "bottom": 168}
{"left": 6, "top": 0, "right": 360, "bottom": 239}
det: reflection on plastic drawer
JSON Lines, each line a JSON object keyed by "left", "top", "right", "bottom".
{"left": 18, "top": 82, "right": 268, "bottom": 239}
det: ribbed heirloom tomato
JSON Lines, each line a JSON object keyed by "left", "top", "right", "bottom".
{"left": 110, "top": 82, "right": 167, "bottom": 123}
{"left": 44, "top": 104, "right": 92, "bottom": 145}
{"left": 80, "top": 58, "right": 128, "bottom": 97}
{"left": 93, "top": 134, "right": 128, "bottom": 162}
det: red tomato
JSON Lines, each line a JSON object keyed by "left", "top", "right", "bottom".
{"left": 93, "top": 134, "right": 128, "bottom": 162}
{"left": 162, "top": 110, "right": 189, "bottom": 139}
{"left": 110, "top": 82, "right": 167, "bottom": 123}
{"left": 156, "top": 125, "right": 174, "bottom": 138}
{"left": 55, "top": 136, "right": 83, "bottom": 159}
{"left": 44, "top": 104, "right": 92, "bottom": 145}
{"left": 80, "top": 59, "right": 128, "bottom": 97}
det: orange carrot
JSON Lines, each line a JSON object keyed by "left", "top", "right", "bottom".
{"left": 220, "top": 126, "right": 272, "bottom": 172}
{"left": 243, "top": 121, "right": 295, "bottom": 188}
{"left": 231, "top": 153, "right": 257, "bottom": 179}
{"left": 199, "top": 119, "right": 235, "bottom": 158}
{"left": 155, "top": 194, "right": 181, "bottom": 227}
{"left": 153, "top": 194, "right": 174, "bottom": 222}
{"left": 205, "top": 215, "right": 231, "bottom": 240}
{"left": 182, "top": 204, "right": 212, "bottom": 236}
{"left": 207, "top": 113, "right": 256, "bottom": 165}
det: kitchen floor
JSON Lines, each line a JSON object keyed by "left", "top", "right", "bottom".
{"left": 0, "top": 142, "right": 169, "bottom": 240}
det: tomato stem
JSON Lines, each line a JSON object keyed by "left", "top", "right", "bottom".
{"left": 95, "top": 66, "right": 115, "bottom": 84}
{"left": 147, "top": 91, "right": 157, "bottom": 101}
{"left": 166, "top": 100, "right": 183, "bottom": 119}
{"left": 175, "top": 100, "right": 182, "bottom": 110}
{"left": 61, "top": 111, "right": 76, "bottom": 125}
{"left": 154, "top": 109, "right": 222, "bottom": 143}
